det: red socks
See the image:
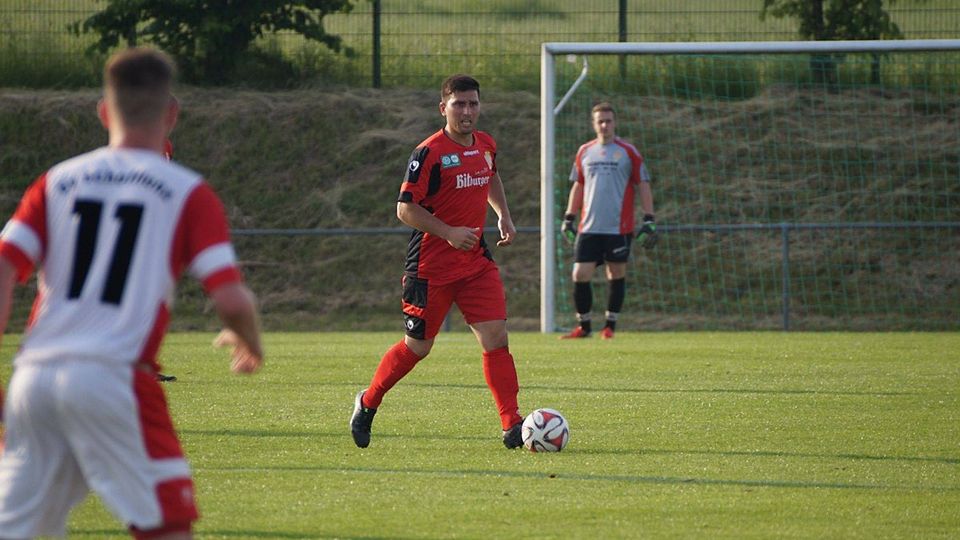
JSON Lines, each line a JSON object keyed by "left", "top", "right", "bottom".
{"left": 364, "top": 340, "right": 423, "bottom": 408}
{"left": 364, "top": 341, "right": 521, "bottom": 431}
{"left": 482, "top": 347, "right": 522, "bottom": 430}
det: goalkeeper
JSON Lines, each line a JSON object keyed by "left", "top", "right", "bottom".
{"left": 560, "top": 102, "right": 656, "bottom": 339}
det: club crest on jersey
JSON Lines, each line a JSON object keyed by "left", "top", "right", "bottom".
{"left": 440, "top": 153, "right": 462, "bottom": 169}
{"left": 484, "top": 151, "right": 494, "bottom": 169}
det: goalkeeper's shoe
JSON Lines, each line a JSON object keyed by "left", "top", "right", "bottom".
{"left": 350, "top": 390, "right": 377, "bottom": 448}
{"left": 560, "top": 327, "right": 591, "bottom": 339}
{"left": 600, "top": 327, "right": 615, "bottom": 340}
{"left": 502, "top": 422, "right": 523, "bottom": 449}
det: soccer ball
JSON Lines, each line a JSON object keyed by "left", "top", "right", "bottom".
{"left": 521, "top": 408, "right": 570, "bottom": 452}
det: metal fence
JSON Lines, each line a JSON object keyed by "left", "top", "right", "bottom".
{"left": 2, "top": 1, "right": 959, "bottom": 89}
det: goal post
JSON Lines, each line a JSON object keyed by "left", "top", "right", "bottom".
{"left": 541, "top": 40, "right": 960, "bottom": 333}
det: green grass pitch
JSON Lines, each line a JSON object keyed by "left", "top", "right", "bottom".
{"left": 1, "top": 331, "right": 958, "bottom": 538}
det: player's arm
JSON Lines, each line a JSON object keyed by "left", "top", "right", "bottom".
{"left": 561, "top": 182, "right": 583, "bottom": 243}
{"left": 0, "top": 256, "right": 17, "bottom": 450}
{"left": 486, "top": 172, "right": 515, "bottom": 247}
{"left": 210, "top": 282, "right": 263, "bottom": 374}
{"left": 639, "top": 181, "right": 654, "bottom": 219}
{"left": 0, "top": 257, "right": 17, "bottom": 340}
{"left": 397, "top": 201, "right": 479, "bottom": 251}
{"left": 635, "top": 163, "right": 657, "bottom": 249}
{"left": 564, "top": 181, "right": 584, "bottom": 217}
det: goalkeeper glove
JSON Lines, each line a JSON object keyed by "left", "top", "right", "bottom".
{"left": 561, "top": 213, "right": 577, "bottom": 243}
{"left": 636, "top": 215, "right": 658, "bottom": 249}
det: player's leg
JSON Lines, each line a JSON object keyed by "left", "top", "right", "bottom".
{"left": 352, "top": 276, "right": 454, "bottom": 448}
{"left": 59, "top": 363, "right": 197, "bottom": 537}
{"left": 565, "top": 260, "right": 597, "bottom": 338}
{"left": 0, "top": 364, "right": 90, "bottom": 538}
{"left": 460, "top": 264, "right": 523, "bottom": 448}
{"left": 563, "top": 234, "right": 603, "bottom": 338}
{"left": 600, "top": 234, "right": 632, "bottom": 339}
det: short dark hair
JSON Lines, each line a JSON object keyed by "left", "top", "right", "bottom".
{"left": 104, "top": 47, "right": 176, "bottom": 126}
{"left": 591, "top": 102, "right": 616, "bottom": 117}
{"left": 441, "top": 74, "right": 480, "bottom": 100}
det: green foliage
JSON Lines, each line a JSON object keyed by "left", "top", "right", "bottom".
{"left": 70, "top": 0, "right": 354, "bottom": 84}
{"left": 760, "top": 0, "right": 905, "bottom": 40}
{"left": 2, "top": 332, "right": 951, "bottom": 538}
{"left": 759, "top": 0, "right": 913, "bottom": 86}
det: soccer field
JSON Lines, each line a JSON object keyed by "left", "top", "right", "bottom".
{"left": 3, "top": 331, "right": 957, "bottom": 538}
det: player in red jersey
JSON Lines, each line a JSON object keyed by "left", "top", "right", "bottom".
{"left": 0, "top": 48, "right": 263, "bottom": 539}
{"left": 350, "top": 74, "right": 525, "bottom": 449}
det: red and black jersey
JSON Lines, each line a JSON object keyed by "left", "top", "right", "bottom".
{"left": 399, "top": 129, "right": 497, "bottom": 284}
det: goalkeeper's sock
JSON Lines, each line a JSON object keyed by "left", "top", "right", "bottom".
{"left": 482, "top": 347, "right": 522, "bottom": 430}
{"left": 365, "top": 340, "right": 422, "bottom": 408}
{"left": 575, "top": 313, "right": 592, "bottom": 334}
{"left": 574, "top": 281, "right": 592, "bottom": 315}
{"left": 607, "top": 278, "right": 625, "bottom": 314}
{"left": 604, "top": 311, "right": 618, "bottom": 332}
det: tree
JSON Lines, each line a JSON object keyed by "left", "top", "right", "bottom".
{"left": 761, "top": 0, "right": 906, "bottom": 85}
{"left": 72, "top": 0, "right": 354, "bottom": 84}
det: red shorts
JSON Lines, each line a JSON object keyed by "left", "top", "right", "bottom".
{"left": 401, "top": 260, "right": 507, "bottom": 340}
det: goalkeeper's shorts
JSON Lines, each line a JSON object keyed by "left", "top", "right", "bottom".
{"left": 574, "top": 233, "right": 633, "bottom": 265}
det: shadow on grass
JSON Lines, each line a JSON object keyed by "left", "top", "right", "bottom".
{"left": 180, "top": 428, "right": 489, "bottom": 442}
{"left": 235, "top": 381, "right": 921, "bottom": 396}
{"left": 179, "top": 430, "right": 957, "bottom": 463}
{"left": 576, "top": 447, "right": 960, "bottom": 465}
{"left": 70, "top": 529, "right": 408, "bottom": 539}
{"left": 196, "top": 531, "right": 412, "bottom": 539}
{"left": 199, "top": 464, "right": 960, "bottom": 492}
{"left": 407, "top": 382, "right": 920, "bottom": 397}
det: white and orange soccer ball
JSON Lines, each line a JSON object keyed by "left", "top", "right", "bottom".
{"left": 521, "top": 408, "right": 570, "bottom": 452}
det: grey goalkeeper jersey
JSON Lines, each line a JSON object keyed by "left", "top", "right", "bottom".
{"left": 569, "top": 137, "right": 650, "bottom": 235}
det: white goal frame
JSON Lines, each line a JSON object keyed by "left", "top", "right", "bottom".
{"left": 540, "top": 39, "right": 960, "bottom": 333}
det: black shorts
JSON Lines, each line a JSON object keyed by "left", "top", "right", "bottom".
{"left": 574, "top": 233, "right": 632, "bottom": 265}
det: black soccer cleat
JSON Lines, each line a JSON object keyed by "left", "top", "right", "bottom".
{"left": 350, "top": 390, "right": 377, "bottom": 448}
{"left": 157, "top": 373, "right": 177, "bottom": 382}
{"left": 502, "top": 421, "right": 524, "bottom": 449}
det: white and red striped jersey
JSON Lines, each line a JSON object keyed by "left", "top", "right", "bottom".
{"left": 569, "top": 137, "right": 651, "bottom": 235}
{"left": 0, "top": 147, "right": 241, "bottom": 370}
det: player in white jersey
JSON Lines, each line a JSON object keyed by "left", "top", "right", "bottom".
{"left": 560, "top": 102, "right": 657, "bottom": 339}
{"left": 0, "top": 48, "right": 263, "bottom": 539}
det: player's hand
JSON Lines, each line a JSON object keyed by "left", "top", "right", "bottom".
{"left": 215, "top": 329, "right": 263, "bottom": 374}
{"left": 230, "top": 344, "right": 263, "bottom": 374}
{"left": 497, "top": 216, "right": 516, "bottom": 247}
{"left": 446, "top": 226, "right": 480, "bottom": 250}
{"left": 561, "top": 213, "right": 577, "bottom": 243}
{"left": 635, "top": 215, "right": 658, "bottom": 249}
{"left": 212, "top": 328, "right": 239, "bottom": 348}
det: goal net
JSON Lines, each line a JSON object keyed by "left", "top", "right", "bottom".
{"left": 540, "top": 40, "right": 960, "bottom": 332}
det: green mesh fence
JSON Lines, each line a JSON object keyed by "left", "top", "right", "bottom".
{"left": 552, "top": 48, "right": 960, "bottom": 331}
{"left": 2, "top": 1, "right": 959, "bottom": 89}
